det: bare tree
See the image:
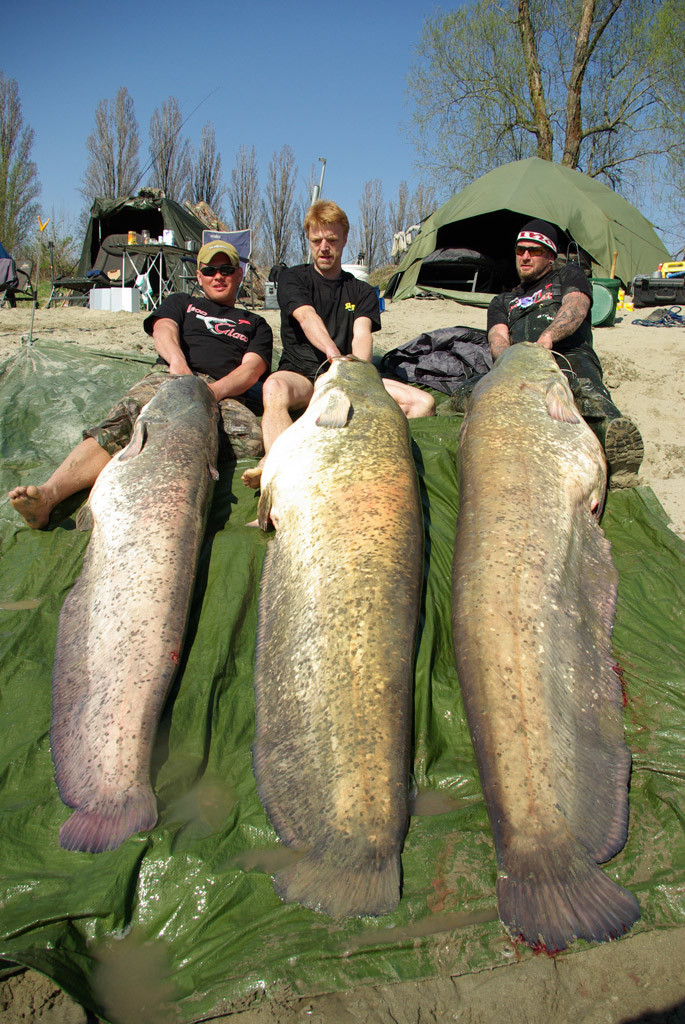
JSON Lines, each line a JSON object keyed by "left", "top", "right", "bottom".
{"left": 148, "top": 97, "right": 192, "bottom": 202}
{"left": 293, "top": 165, "right": 319, "bottom": 263}
{"left": 406, "top": 0, "right": 668, "bottom": 193}
{"left": 409, "top": 182, "right": 436, "bottom": 224}
{"left": 0, "top": 72, "right": 40, "bottom": 254}
{"left": 262, "top": 145, "right": 298, "bottom": 265}
{"left": 228, "top": 145, "right": 260, "bottom": 229}
{"left": 352, "top": 179, "right": 389, "bottom": 271}
{"left": 388, "top": 181, "right": 411, "bottom": 239}
{"left": 81, "top": 87, "right": 140, "bottom": 204}
{"left": 190, "top": 123, "right": 226, "bottom": 219}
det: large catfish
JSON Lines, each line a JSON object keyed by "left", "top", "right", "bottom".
{"left": 452, "top": 342, "right": 640, "bottom": 951}
{"left": 253, "top": 356, "right": 423, "bottom": 918}
{"left": 51, "top": 375, "right": 219, "bottom": 853}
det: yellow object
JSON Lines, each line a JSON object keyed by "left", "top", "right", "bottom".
{"left": 624, "top": 297, "right": 634, "bottom": 312}
{"left": 661, "top": 261, "right": 685, "bottom": 277}
{"left": 127, "top": 230, "right": 136, "bottom": 245}
{"left": 37, "top": 216, "right": 50, "bottom": 232}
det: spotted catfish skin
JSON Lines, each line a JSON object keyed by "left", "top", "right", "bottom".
{"left": 51, "top": 376, "right": 219, "bottom": 853}
{"left": 452, "top": 343, "right": 640, "bottom": 951}
{"left": 253, "top": 356, "right": 423, "bottom": 918}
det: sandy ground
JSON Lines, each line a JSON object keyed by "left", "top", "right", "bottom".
{"left": 0, "top": 297, "right": 684, "bottom": 1023}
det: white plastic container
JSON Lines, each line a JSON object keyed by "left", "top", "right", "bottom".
{"left": 89, "top": 289, "right": 111, "bottom": 311}
{"left": 342, "top": 262, "right": 370, "bottom": 283}
{"left": 110, "top": 288, "right": 141, "bottom": 313}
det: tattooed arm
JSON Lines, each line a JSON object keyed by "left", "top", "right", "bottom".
{"left": 536, "top": 291, "right": 591, "bottom": 350}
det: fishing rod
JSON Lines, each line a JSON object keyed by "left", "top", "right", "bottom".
{"left": 129, "top": 86, "right": 220, "bottom": 196}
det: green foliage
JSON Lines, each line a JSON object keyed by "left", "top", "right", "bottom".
{"left": 0, "top": 73, "right": 40, "bottom": 253}
{"left": 405, "top": 0, "right": 675, "bottom": 197}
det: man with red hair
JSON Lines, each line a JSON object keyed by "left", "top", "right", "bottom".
{"left": 242, "top": 200, "right": 434, "bottom": 489}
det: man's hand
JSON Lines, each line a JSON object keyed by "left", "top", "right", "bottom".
{"left": 488, "top": 324, "right": 511, "bottom": 359}
{"left": 539, "top": 291, "right": 590, "bottom": 348}
{"left": 351, "top": 317, "right": 373, "bottom": 362}
{"left": 152, "top": 318, "right": 192, "bottom": 374}
{"left": 168, "top": 360, "right": 193, "bottom": 375}
{"left": 208, "top": 352, "right": 269, "bottom": 402}
{"left": 292, "top": 305, "right": 342, "bottom": 362}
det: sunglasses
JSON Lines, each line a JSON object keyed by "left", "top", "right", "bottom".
{"left": 515, "top": 245, "right": 549, "bottom": 258}
{"left": 199, "top": 264, "right": 238, "bottom": 277}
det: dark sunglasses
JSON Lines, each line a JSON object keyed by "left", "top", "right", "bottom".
{"left": 199, "top": 264, "right": 238, "bottom": 277}
{"left": 515, "top": 245, "right": 549, "bottom": 258}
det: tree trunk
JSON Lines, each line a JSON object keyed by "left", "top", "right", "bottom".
{"left": 517, "top": 0, "right": 554, "bottom": 159}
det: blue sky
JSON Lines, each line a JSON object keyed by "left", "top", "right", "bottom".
{"left": 4, "top": 0, "right": 677, "bottom": 257}
{"left": 3, "top": 0, "right": 443, "bottom": 251}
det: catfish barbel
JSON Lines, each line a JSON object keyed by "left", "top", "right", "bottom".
{"left": 452, "top": 342, "right": 640, "bottom": 951}
{"left": 253, "top": 356, "right": 423, "bottom": 917}
{"left": 51, "top": 375, "right": 219, "bottom": 853}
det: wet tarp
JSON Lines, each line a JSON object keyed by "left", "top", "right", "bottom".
{"left": 0, "top": 341, "right": 683, "bottom": 1022}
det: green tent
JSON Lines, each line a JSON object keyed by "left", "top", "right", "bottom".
{"left": 76, "top": 193, "right": 206, "bottom": 277}
{"left": 385, "top": 158, "right": 670, "bottom": 306}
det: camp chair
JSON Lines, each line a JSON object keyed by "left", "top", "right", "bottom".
{"left": 0, "top": 257, "right": 35, "bottom": 308}
{"left": 46, "top": 235, "right": 147, "bottom": 308}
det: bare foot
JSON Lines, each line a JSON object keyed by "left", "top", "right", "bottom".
{"left": 241, "top": 460, "right": 264, "bottom": 490}
{"left": 8, "top": 484, "right": 53, "bottom": 529}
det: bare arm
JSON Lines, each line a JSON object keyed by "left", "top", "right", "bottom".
{"left": 152, "top": 318, "right": 193, "bottom": 375}
{"left": 488, "top": 323, "right": 511, "bottom": 359}
{"left": 351, "top": 316, "right": 373, "bottom": 362}
{"left": 292, "top": 305, "right": 342, "bottom": 362}
{"left": 536, "top": 291, "right": 590, "bottom": 350}
{"left": 207, "top": 352, "right": 269, "bottom": 402}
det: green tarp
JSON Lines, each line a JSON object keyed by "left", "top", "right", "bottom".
{"left": 386, "top": 158, "right": 670, "bottom": 302}
{"left": 0, "top": 341, "right": 683, "bottom": 1022}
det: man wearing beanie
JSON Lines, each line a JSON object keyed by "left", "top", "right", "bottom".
{"left": 486, "top": 218, "right": 643, "bottom": 488}
{"left": 9, "top": 241, "right": 273, "bottom": 529}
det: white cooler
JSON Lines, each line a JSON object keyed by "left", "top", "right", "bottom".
{"left": 89, "top": 288, "right": 140, "bottom": 313}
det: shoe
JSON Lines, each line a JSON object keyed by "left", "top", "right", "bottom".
{"left": 604, "top": 417, "right": 644, "bottom": 489}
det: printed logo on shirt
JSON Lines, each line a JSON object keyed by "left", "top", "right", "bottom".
{"left": 509, "top": 281, "right": 554, "bottom": 313}
{"left": 187, "top": 303, "right": 249, "bottom": 343}
{"left": 344, "top": 302, "right": 356, "bottom": 311}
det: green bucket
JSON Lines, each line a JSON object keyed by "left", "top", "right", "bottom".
{"left": 591, "top": 277, "right": 621, "bottom": 327}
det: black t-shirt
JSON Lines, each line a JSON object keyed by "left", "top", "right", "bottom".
{"left": 487, "top": 263, "right": 593, "bottom": 351}
{"left": 144, "top": 293, "right": 273, "bottom": 379}
{"left": 277, "top": 264, "right": 381, "bottom": 380}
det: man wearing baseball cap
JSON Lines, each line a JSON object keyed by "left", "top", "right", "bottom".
{"left": 486, "top": 218, "right": 643, "bottom": 488}
{"left": 9, "top": 241, "right": 273, "bottom": 529}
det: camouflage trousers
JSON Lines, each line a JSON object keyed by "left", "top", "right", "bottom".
{"left": 83, "top": 369, "right": 265, "bottom": 461}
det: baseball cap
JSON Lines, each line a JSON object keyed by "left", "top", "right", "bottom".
{"left": 197, "top": 241, "right": 240, "bottom": 267}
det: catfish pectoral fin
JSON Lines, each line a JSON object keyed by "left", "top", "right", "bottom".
{"left": 58, "top": 790, "right": 157, "bottom": 853}
{"left": 496, "top": 834, "right": 641, "bottom": 952}
{"left": 273, "top": 848, "right": 401, "bottom": 919}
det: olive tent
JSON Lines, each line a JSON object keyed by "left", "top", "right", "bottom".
{"left": 385, "top": 158, "right": 670, "bottom": 306}
{"left": 76, "top": 193, "right": 206, "bottom": 277}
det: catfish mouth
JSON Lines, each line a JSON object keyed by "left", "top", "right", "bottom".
{"left": 313, "top": 354, "right": 361, "bottom": 392}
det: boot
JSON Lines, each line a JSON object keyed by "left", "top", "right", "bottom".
{"left": 590, "top": 416, "right": 644, "bottom": 489}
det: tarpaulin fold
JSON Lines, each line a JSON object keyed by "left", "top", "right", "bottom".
{"left": 0, "top": 341, "right": 683, "bottom": 1022}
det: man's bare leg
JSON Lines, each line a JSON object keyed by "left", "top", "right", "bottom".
{"left": 9, "top": 437, "right": 112, "bottom": 529}
{"left": 382, "top": 378, "right": 436, "bottom": 418}
{"left": 241, "top": 371, "right": 314, "bottom": 489}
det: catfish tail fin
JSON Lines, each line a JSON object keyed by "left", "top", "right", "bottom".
{"left": 273, "top": 848, "right": 401, "bottom": 919}
{"left": 497, "top": 835, "right": 640, "bottom": 952}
